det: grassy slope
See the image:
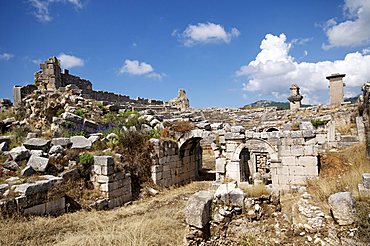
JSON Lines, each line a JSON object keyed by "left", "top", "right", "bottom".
{"left": 0, "top": 182, "right": 212, "bottom": 246}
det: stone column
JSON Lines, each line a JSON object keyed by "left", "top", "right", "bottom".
{"left": 326, "top": 73, "right": 345, "bottom": 107}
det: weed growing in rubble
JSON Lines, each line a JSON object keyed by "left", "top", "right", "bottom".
{"left": 311, "top": 118, "right": 329, "bottom": 127}
{"left": 148, "top": 129, "right": 160, "bottom": 139}
{"left": 79, "top": 153, "right": 94, "bottom": 166}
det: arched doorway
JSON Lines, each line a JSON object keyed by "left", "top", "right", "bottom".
{"left": 231, "top": 139, "right": 278, "bottom": 184}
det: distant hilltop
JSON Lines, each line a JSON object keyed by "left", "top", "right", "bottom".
{"left": 241, "top": 100, "right": 310, "bottom": 110}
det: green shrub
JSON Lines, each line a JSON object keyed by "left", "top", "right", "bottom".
{"left": 96, "top": 102, "right": 107, "bottom": 111}
{"left": 56, "top": 108, "right": 65, "bottom": 116}
{"left": 79, "top": 153, "right": 94, "bottom": 166}
{"left": 74, "top": 109, "right": 86, "bottom": 118}
{"left": 311, "top": 119, "right": 329, "bottom": 127}
{"left": 148, "top": 129, "right": 160, "bottom": 139}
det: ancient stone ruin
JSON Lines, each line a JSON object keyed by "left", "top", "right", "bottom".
{"left": 327, "top": 73, "right": 346, "bottom": 107}
{"left": 287, "top": 84, "right": 303, "bottom": 110}
{"left": 0, "top": 55, "right": 369, "bottom": 245}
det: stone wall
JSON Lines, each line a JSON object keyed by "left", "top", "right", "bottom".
{"left": 91, "top": 156, "right": 132, "bottom": 209}
{"left": 0, "top": 175, "right": 65, "bottom": 216}
{"left": 150, "top": 139, "right": 201, "bottom": 187}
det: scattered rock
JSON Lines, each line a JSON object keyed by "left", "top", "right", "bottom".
{"left": 70, "top": 136, "right": 92, "bottom": 149}
{"left": 27, "top": 155, "right": 49, "bottom": 172}
{"left": 23, "top": 138, "right": 51, "bottom": 152}
{"left": 185, "top": 190, "right": 214, "bottom": 228}
{"left": 328, "top": 192, "right": 356, "bottom": 226}
{"left": 9, "top": 146, "right": 31, "bottom": 162}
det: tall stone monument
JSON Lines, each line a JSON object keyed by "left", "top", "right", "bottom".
{"left": 287, "top": 84, "right": 303, "bottom": 110}
{"left": 168, "top": 88, "right": 190, "bottom": 110}
{"left": 326, "top": 73, "right": 345, "bottom": 107}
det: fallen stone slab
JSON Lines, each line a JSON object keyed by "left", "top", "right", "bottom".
{"left": 27, "top": 155, "right": 49, "bottom": 172}
{"left": 0, "top": 136, "right": 12, "bottom": 145}
{"left": 62, "top": 112, "right": 83, "bottom": 125}
{"left": 70, "top": 136, "right": 92, "bottom": 149}
{"left": 0, "top": 142, "right": 8, "bottom": 152}
{"left": 21, "top": 165, "right": 35, "bottom": 176}
{"left": 9, "top": 146, "right": 31, "bottom": 162}
{"left": 3, "top": 161, "right": 19, "bottom": 171}
{"left": 49, "top": 145, "right": 64, "bottom": 155}
{"left": 23, "top": 138, "right": 51, "bottom": 152}
{"left": 51, "top": 137, "right": 71, "bottom": 147}
{"left": 328, "top": 192, "right": 356, "bottom": 226}
{"left": 185, "top": 190, "right": 214, "bottom": 228}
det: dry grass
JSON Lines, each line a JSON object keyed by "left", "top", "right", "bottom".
{"left": 242, "top": 184, "right": 269, "bottom": 198}
{"left": 169, "top": 121, "right": 195, "bottom": 133}
{"left": 337, "top": 123, "right": 356, "bottom": 135}
{"left": 0, "top": 181, "right": 211, "bottom": 246}
{"left": 307, "top": 143, "right": 370, "bottom": 210}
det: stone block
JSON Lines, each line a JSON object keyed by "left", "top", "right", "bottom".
{"left": 289, "top": 166, "right": 304, "bottom": 175}
{"left": 9, "top": 146, "right": 30, "bottom": 162}
{"left": 302, "top": 130, "right": 315, "bottom": 138}
{"left": 27, "top": 155, "right": 49, "bottom": 172}
{"left": 290, "top": 146, "right": 304, "bottom": 156}
{"left": 303, "top": 166, "right": 318, "bottom": 176}
{"left": 23, "top": 138, "right": 51, "bottom": 152}
{"left": 362, "top": 173, "right": 370, "bottom": 189}
{"left": 70, "top": 136, "right": 92, "bottom": 149}
{"left": 215, "top": 158, "right": 226, "bottom": 173}
{"left": 45, "top": 197, "right": 65, "bottom": 215}
{"left": 278, "top": 166, "right": 290, "bottom": 175}
{"left": 290, "top": 175, "right": 307, "bottom": 185}
{"left": 328, "top": 192, "right": 356, "bottom": 225}
{"left": 280, "top": 156, "right": 297, "bottom": 166}
{"left": 298, "top": 156, "right": 318, "bottom": 167}
{"left": 23, "top": 203, "right": 46, "bottom": 215}
{"left": 51, "top": 137, "right": 71, "bottom": 147}
{"left": 290, "top": 131, "right": 303, "bottom": 138}
{"left": 225, "top": 162, "right": 240, "bottom": 173}
{"left": 278, "top": 175, "right": 291, "bottom": 185}
{"left": 185, "top": 191, "right": 214, "bottom": 228}
{"left": 96, "top": 175, "right": 112, "bottom": 183}
{"left": 226, "top": 143, "right": 237, "bottom": 152}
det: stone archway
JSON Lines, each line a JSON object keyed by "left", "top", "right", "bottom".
{"left": 227, "top": 138, "right": 278, "bottom": 183}
{"left": 178, "top": 129, "right": 219, "bottom": 180}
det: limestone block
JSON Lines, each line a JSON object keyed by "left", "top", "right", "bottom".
{"left": 362, "top": 173, "right": 370, "bottom": 189}
{"left": 278, "top": 166, "right": 290, "bottom": 175}
{"left": 298, "top": 156, "right": 318, "bottom": 167}
{"left": 231, "top": 126, "right": 245, "bottom": 133}
{"left": 62, "top": 112, "right": 83, "bottom": 124}
{"left": 303, "top": 166, "right": 318, "bottom": 176}
{"left": 290, "top": 146, "right": 304, "bottom": 156}
{"left": 252, "top": 132, "right": 261, "bottom": 139}
{"left": 304, "top": 137, "right": 317, "bottom": 145}
{"left": 27, "top": 155, "right": 49, "bottom": 172}
{"left": 23, "top": 138, "right": 51, "bottom": 152}
{"left": 316, "top": 134, "right": 326, "bottom": 144}
{"left": 302, "top": 130, "right": 315, "bottom": 138}
{"left": 151, "top": 165, "right": 163, "bottom": 173}
{"left": 215, "top": 158, "right": 226, "bottom": 173}
{"left": 45, "top": 197, "right": 65, "bottom": 215}
{"left": 290, "top": 175, "right": 307, "bottom": 185}
{"left": 303, "top": 146, "right": 318, "bottom": 156}
{"left": 60, "top": 168, "right": 80, "bottom": 180}
{"left": 245, "top": 131, "right": 253, "bottom": 138}
{"left": 162, "top": 170, "right": 171, "bottom": 179}
{"left": 70, "top": 136, "right": 92, "bottom": 149}
{"left": 277, "top": 175, "right": 291, "bottom": 185}
{"left": 281, "top": 156, "right": 297, "bottom": 166}
{"left": 292, "top": 138, "right": 305, "bottom": 145}
{"left": 225, "top": 162, "right": 240, "bottom": 173}
{"left": 328, "top": 192, "right": 356, "bottom": 225}
{"left": 260, "top": 132, "right": 268, "bottom": 139}
{"left": 185, "top": 191, "right": 214, "bottom": 229}
{"left": 96, "top": 175, "right": 112, "bottom": 183}
{"left": 49, "top": 145, "right": 64, "bottom": 155}
{"left": 278, "top": 145, "right": 291, "bottom": 157}
{"left": 101, "top": 164, "right": 114, "bottom": 176}
{"left": 51, "top": 137, "right": 71, "bottom": 147}
{"left": 289, "top": 166, "right": 304, "bottom": 175}
{"left": 23, "top": 203, "right": 46, "bottom": 215}
{"left": 9, "top": 146, "right": 31, "bottom": 162}
{"left": 226, "top": 143, "right": 237, "bottom": 152}
{"left": 291, "top": 131, "right": 303, "bottom": 138}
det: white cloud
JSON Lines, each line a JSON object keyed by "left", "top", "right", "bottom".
{"left": 119, "top": 59, "right": 163, "bottom": 80}
{"left": 0, "top": 53, "right": 14, "bottom": 61}
{"left": 29, "top": 0, "right": 82, "bottom": 22}
{"left": 323, "top": 0, "right": 370, "bottom": 48}
{"left": 57, "top": 53, "right": 84, "bottom": 69}
{"left": 174, "top": 22, "right": 240, "bottom": 46}
{"left": 237, "top": 33, "right": 370, "bottom": 104}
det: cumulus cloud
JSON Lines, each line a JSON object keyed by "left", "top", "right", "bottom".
{"left": 323, "top": 0, "right": 370, "bottom": 48}
{"left": 29, "top": 0, "right": 82, "bottom": 22}
{"left": 0, "top": 53, "right": 14, "bottom": 61}
{"left": 57, "top": 53, "right": 84, "bottom": 69}
{"left": 236, "top": 33, "right": 370, "bottom": 104}
{"left": 119, "top": 59, "right": 163, "bottom": 80}
{"left": 174, "top": 22, "right": 240, "bottom": 46}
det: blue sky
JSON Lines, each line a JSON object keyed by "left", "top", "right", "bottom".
{"left": 1, "top": 0, "right": 370, "bottom": 107}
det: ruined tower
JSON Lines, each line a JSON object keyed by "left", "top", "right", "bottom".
{"left": 34, "top": 57, "right": 62, "bottom": 91}
{"left": 287, "top": 84, "right": 303, "bottom": 110}
{"left": 326, "top": 73, "right": 345, "bottom": 107}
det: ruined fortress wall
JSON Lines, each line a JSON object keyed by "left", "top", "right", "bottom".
{"left": 151, "top": 140, "right": 200, "bottom": 187}
{"left": 61, "top": 73, "right": 93, "bottom": 94}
